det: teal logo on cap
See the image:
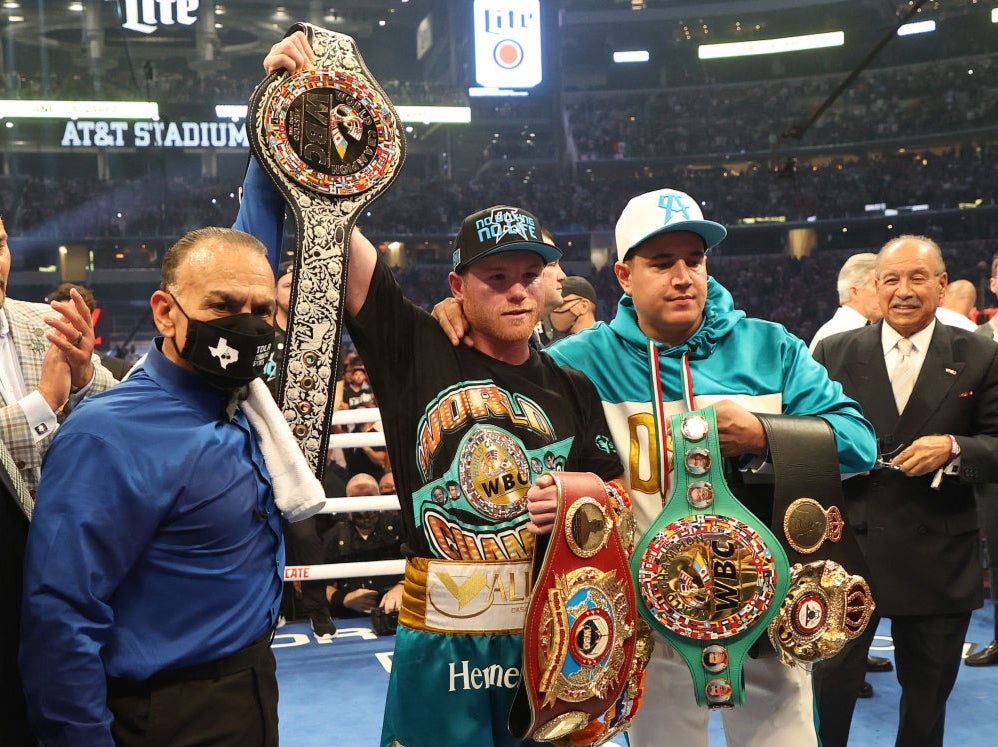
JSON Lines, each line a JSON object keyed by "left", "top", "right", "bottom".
{"left": 659, "top": 193, "right": 693, "bottom": 225}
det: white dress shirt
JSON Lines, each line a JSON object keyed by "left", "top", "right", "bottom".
{"left": 809, "top": 305, "right": 869, "bottom": 353}
{"left": 881, "top": 319, "right": 934, "bottom": 384}
{"left": 934, "top": 306, "right": 978, "bottom": 331}
{"left": 882, "top": 319, "right": 960, "bottom": 474}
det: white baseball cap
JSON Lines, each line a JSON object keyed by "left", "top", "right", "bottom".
{"left": 614, "top": 189, "right": 728, "bottom": 261}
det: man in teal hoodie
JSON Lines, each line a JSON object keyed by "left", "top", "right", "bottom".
{"left": 436, "top": 188, "right": 877, "bottom": 747}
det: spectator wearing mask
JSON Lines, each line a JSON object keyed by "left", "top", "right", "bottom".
{"left": 549, "top": 276, "right": 598, "bottom": 336}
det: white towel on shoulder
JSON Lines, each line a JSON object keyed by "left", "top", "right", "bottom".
{"left": 127, "top": 357, "right": 324, "bottom": 521}
{"left": 241, "top": 377, "right": 326, "bottom": 522}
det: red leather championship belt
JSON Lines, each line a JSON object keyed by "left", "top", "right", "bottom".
{"left": 247, "top": 22, "right": 405, "bottom": 475}
{"left": 509, "top": 472, "right": 651, "bottom": 746}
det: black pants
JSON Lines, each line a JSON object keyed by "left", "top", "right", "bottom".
{"left": 815, "top": 611, "right": 972, "bottom": 747}
{"left": 814, "top": 614, "right": 878, "bottom": 747}
{"left": 107, "top": 633, "right": 278, "bottom": 747}
{"left": 1, "top": 492, "right": 37, "bottom": 747}
{"left": 283, "top": 515, "right": 328, "bottom": 617}
{"left": 975, "top": 484, "right": 998, "bottom": 638}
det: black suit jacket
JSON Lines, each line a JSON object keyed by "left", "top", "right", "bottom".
{"left": 813, "top": 321, "right": 998, "bottom": 616}
{"left": 1, "top": 465, "right": 36, "bottom": 745}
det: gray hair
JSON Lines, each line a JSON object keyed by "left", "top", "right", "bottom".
{"left": 836, "top": 253, "right": 878, "bottom": 304}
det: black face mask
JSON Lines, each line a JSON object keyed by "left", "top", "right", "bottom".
{"left": 170, "top": 295, "right": 275, "bottom": 392}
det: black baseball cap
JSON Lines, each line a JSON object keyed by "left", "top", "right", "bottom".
{"left": 277, "top": 260, "right": 294, "bottom": 278}
{"left": 452, "top": 205, "right": 561, "bottom": 273}
{"left": 561, "top": 276, "right": 597, "bottom": 304}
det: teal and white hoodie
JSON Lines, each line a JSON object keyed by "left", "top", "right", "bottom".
{"left": 547, "top": 277, "right": 877, "bottom": 534}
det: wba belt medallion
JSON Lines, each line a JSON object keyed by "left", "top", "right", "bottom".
{"left": 768, "top": 559, "right": 874, "bottom": 669}
{"left": 247, "top": 22, "right": 405, "bottom": 475}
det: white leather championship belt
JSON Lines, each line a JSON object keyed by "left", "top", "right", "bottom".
{"left": 247, "top": 22, "right": 405, "bottom": 475}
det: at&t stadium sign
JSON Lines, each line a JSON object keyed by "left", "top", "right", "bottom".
{"left": 60, "top": 120, "right": 247, "bottom": 148}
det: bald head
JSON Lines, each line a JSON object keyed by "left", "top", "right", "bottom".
{"left": 345, "top": 473, "right": 380, "bottom": 497}
{"left": 940, "top": 279, "right": 976, "bottom": 318}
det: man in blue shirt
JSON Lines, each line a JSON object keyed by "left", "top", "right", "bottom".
{"left": 20, "top": 227, "right": 284, "bottom": 747}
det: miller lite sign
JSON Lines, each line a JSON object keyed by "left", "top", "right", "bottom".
{"left": 473, "top": 0, "right": 543, "bottom": 90}
{"left": 120, "top": 0, "right": 199, "bottom": 35}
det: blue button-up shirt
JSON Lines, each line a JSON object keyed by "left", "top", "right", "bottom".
{"left": 20, "top": 341, "right": 284, "bottom": 745}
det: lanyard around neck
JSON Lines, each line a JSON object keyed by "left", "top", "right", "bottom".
{"left": 647, "top": 340, "right": 695, "bottom": 503}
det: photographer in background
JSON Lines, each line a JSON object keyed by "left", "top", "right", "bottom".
{"left": 322, "top": 474, "right": 403, "bottom": 636}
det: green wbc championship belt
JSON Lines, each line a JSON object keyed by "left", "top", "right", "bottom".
{"left": 247, "top": 22, "right": 405, "bottom": 475}
{"left": 631, "top": 408, "right": 791, "bottom": 708}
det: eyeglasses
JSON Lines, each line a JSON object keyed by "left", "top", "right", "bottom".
{"left": 873, "top": 442, "right": 905, "bottom": 471}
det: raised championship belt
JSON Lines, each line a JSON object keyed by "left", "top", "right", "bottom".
{"left": 247, "top": 22, "right": 405, "bottom": 475}
{"left": 631, "top": 408, "right": 791, "bottom": 708}
{"left": 509, "top": 472, "right": 650, "bottom": 746}
{"left": 755, "top": 414, "right": 875, "bottom": 669}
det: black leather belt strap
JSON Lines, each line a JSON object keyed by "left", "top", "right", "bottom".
{"left": 107, "top": 629, "right": 275, "bottom": 695}
{"left": 756, "top": 414, "right": 869, "bottom": 577}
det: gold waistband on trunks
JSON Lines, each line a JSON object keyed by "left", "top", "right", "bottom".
{"left": 399, "top": 556, "right": 534, "bottom": 635}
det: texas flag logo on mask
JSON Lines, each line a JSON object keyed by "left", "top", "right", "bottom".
{"left": 208, "top": 337, "right": 239, "bottom": 370}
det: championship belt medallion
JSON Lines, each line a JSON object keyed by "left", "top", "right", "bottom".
{"left": 767, "top": 559, "right": 874, "bottom": 669}
{"left": 510, "top": 473, "right": 651, "bottom": 746}
{"left": 247, "top": 22, "right": 405, "bottom": 475}
{"left": 631, "top": 408, "right": 791, "bottom": 708}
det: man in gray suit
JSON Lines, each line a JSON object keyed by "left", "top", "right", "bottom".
{"left": 0, "top": 215, "right": 115, "bottom": 745}
{"left": 0, "top": 220, "right": 116, "bottom": 494}
{"left": 813, "top": 235, "right": 998, "bottom": 747}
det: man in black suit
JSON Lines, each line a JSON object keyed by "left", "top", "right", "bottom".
{"left": 1, "top": 446, "right": 34, "bottom": 746}
{"left": 812, "top": 235, "right": 998, "bottom": 747}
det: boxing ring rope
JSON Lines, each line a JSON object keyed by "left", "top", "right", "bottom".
{"left": 283, "top": 406, "right": 406, "bottom": 582}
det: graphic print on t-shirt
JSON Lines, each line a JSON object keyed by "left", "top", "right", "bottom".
{"left": 413, "top": 380, "right": 571, "bottom": 560}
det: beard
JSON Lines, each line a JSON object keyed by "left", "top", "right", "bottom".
{"left": 463, "top": 298, "right": 540, "bottom": 344}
